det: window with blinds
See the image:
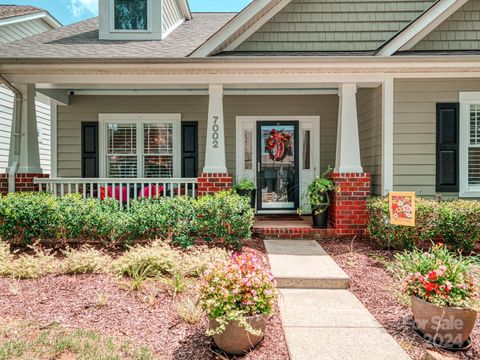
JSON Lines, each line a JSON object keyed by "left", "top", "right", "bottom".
{"left": 469, "top": 104, "right": 480, "bottom": 186}
{"left": 107, "top": 123, "right": 138, "bottom": 178}
{"left": 103, "top": 119, "right": 177, "bottom": 178}
{"left": 144, "top": 123, "right": 174, "bottom": 178}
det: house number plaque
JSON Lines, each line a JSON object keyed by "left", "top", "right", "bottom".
{"left": 212, "top": 116, "right": 220, "bottom": 149}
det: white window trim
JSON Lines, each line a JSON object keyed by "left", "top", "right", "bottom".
{"left": 109, "top": 0, "right": 153, "bottom": 33}
{"left": 99, "top": 113, "right": 181, "bottom": 179}
{"left": 459, "top": 92, "right": 480, "bottom": 198}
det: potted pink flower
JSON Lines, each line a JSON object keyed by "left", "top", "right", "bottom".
{"left": 396, "top": 244, "right": 479, "bottom": 348}
{"left": 199, "top": 252, "right": 277, "bottom": 355}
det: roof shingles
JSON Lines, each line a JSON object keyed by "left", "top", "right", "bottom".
{"left": 0, "top": 13, "right": 235, "bottom": 59}
{"left": 0, "top": 5, "right": 42, "bottom": 20}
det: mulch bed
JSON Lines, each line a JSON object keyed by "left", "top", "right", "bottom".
{"left": 0, "top": 241, "right": 289, "bottom": 360}
{"left": 320, "top": 237, "right": 480, "bottom": 360}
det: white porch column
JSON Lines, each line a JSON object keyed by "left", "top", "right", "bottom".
{"left": 203, "top": 84, "right": 227, "bottom": 173}
{"left": 382, "top": 76, "right": 394, "bottom": 195}
{"left": 335, "top": 83, "right": 363, "bottom": 174}
{"left": 8, "top": 84, "right": 42, "bottom": 174}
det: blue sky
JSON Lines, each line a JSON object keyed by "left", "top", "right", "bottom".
{"left": 2, "top": 0, "right": 253, "bottom": 25}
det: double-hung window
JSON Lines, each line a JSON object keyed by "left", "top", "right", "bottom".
{"left": 100, "top": 114, "right": 181, "bottom": 179}
{"left": 460, "top": 93, "right": 480, "bottom": 197}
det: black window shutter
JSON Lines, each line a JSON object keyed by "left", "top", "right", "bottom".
{"left": 181, "top": 122, "right": 198, "bottom": 178}
{"left": 81, "top": 122, "right": 99, "bottom": 178}
{"left": 436, "top": 103, "right": 459, "bottom": 192}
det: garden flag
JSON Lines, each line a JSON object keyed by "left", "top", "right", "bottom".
{"left": 389, "top": 192, "right": 416, "bottom": 227}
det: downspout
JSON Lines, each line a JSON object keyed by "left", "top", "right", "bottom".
{"left": 0, "top": 74, "right": 22, "bottom": 192}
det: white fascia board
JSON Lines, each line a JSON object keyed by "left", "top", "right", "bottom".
{"left": 377, "top": 0, "right": 469, "bottom": 57}
{"left": 0, "top": 11, "right": 61, "bottom": 28}
{"left": 42, "top": 14, "right": 62, "bottom": 29}
{"left": 0, "top": 12, "right": 48, "bottom": 27}
{"left": 190, "top": 0, "right": 273, "bottom": 57}
{"left": 177, "top": 0, "right": 192, "bottom": 20}
{"left": 224, "top": 0, "right": 292, "bottom": 52}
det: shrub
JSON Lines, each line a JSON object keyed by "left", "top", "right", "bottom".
{"left": 60, "top": 247, "right": 110, "bottom": 275}
{"left": 0, "top": 192, "right": 253, "bottom": 248}
{"left": 394, "top": 244, "right": 479, "bottom": 310}
{"left": 1, "top": 247, "right": 58, "bottom": 279}
{"left": 0, "top": 192, "right": 60, "bottom": 244}
{"left": 368, "top": 197, "right": 480, "bottom": 252}
{"left": 193, "top": 191, "right": 254, "bottom": 249}
{"left": 110, "top": 241, "right": 182, "bottom": 279}
{"left": 436, "top": 200, "right": 480, "bottom": 253}
{"left": 199, "top": 253, "right": 277, "bottom": 335}
{"left": 127, "top": 197, "right": 196, "bottom": 246}
{"left": 180, "top": 246, "right": 231, "bottom": 277}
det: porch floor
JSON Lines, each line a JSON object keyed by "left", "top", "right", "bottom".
{"left": 253, "top": 215, "right": 335, "bottom": 239}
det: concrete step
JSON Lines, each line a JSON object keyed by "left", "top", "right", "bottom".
{"left": 264, "top": 240, "right": 350, "bottom": 289}
{"left": 278, "top": 289, "right": 411, "bottom": 360}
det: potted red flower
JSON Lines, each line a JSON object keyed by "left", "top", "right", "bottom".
{"left": 396, "top": 244, "right": 479, "bottom": 348}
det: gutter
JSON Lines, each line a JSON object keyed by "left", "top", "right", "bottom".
{"left": 1, "top": 54, "right": 480, "bottom": 65}
{"left": 0, "top": 74, "right": 22, "bottom": 192}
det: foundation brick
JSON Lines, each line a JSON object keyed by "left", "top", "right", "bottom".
{"left": 329, "top": 173, "right": 371, "bottom": 238}
{"left": 197, "top": 173, "right": 233, "bottom": 196}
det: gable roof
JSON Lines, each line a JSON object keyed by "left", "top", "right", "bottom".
{"left": 192, "top": 0, "right": 443, "bottom": 56}
{"left": 0, "top": 13, "right": 234, "bottom": 60}
{"left": 377, "top": 0, "right": 470, "bottom": 56}
{"left": 0, "top": 4, "right": 61, "bottom": 28}
{"left": 0, "top": 5, "right": 42, "bottom": 20}
{"left": 190, "top": 0, "right": 290, "bottom": 57}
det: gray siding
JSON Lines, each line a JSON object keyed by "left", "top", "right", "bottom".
{"left": 357, "top": 87, "right": 382, "bottom": 195}
{"left": 163, "top": 0, "right": 184, "bottom": 34}
{"left": 56, "top": 95, "right": 338, "bottom": 178}
{"left": 235, "top": 0, "right": 434, "bottom": 52}
{"left": 412, "top": 0, "right": 480, "bottom": 51}
{"left": 0, "top": 86, "right": 51, "bottom": 174}
{"left": 0, "top": 18, "right": 51, "bottom": 44}
{"left": 393, "top": 78, "right": 480, "bottom": 197}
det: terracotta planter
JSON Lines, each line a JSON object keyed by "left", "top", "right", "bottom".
{"left": 411, "top": 295, "right": 477, "bottom": 346}
{"left": 209, "top": 315, "right": 266, "bottom": 355}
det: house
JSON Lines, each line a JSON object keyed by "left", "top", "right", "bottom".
{"left": 0, "top": 5, "right": 61, "bottom": 176}
{"left": 0, "top": 0, "right": 479, "bottom": 236}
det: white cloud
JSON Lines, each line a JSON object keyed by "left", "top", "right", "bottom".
{"left": 70, "top": 0, "right": 99, "bottom": 18}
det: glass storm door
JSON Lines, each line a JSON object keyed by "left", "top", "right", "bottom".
{"left": 257, "top": 122, "right": 299, "bottom": 211}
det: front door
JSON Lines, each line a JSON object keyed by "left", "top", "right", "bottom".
{"left": 257, "top": 121, "right": 299, "bottom": 211}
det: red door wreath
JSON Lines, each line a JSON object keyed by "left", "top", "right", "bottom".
{"left": 265, "top": 129, "right": 292, "bottom": 162}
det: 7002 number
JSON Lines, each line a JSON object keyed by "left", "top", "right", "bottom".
{"left": 212, "top": 116, "right": 220, "bottom": 149}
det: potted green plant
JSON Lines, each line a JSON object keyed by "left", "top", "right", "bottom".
{"left": 396, "top": 244, "right": 479, "bottom": 348}
{"left": 298, "top": 168, "right": 337, "bottom": 229}
{"left": 200, "top": 252, "right": 277, "bottom": 355}
{"left": 234, "top": 179, "right": 256, "bottom": 209}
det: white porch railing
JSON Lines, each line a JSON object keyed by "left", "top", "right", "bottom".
{"left": 34, "top": 178, "right": 198, "bottom": 209}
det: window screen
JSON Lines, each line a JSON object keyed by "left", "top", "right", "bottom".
{"left": 469, "top": 104, "right": 480, "bottom": 185}
{"left": 107, "top": 123, "right": 137, "bottom": 178}
{"left": 143, "top": 123, "right": 174, "bottom": 178}
{"left": 114, "top": 0, "right": 148, "bottom": 30}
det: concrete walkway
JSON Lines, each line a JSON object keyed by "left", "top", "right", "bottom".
{"left": 265, "top": 239, "right": 411, "bottom": 360}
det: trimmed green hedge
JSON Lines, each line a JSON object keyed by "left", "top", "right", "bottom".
{"left": 0, "top": 191, "right": 254, "bottom": 248}
{"left": 368, "top": 197, "right": 480, "bottom": 252}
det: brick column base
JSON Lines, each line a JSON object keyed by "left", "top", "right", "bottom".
{"left": 329, "top": 173, "right": 371, "bottom": 237}
{"left": 0, "top": 174, "right": 7, "bottom": 195}
{"left": 0, "top": 173, "right": 49, "bottom": 195}
{"left": 198, "top": 173, "right": 233, "bottom": 196}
